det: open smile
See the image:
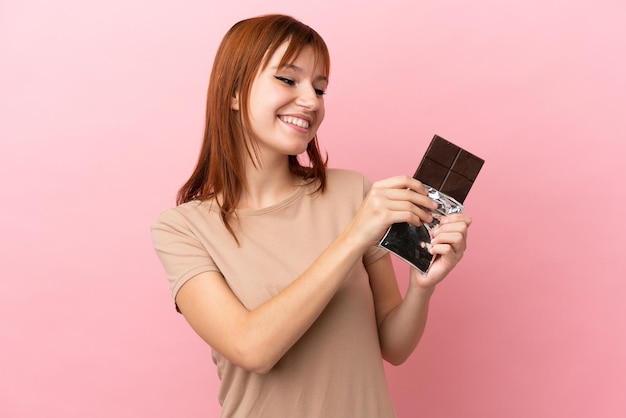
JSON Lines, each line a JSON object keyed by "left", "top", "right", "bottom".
{"left": 278, "top": 115, "right": 310, "bottom": 129}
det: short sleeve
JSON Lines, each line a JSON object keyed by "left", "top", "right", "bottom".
{"left": 150, "top": 208, "right": 219, "bottom": 309}
{"left": 360, "top": 174, "right": 390, "bottom": 265}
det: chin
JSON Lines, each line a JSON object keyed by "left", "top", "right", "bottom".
{"left": 283, "top": 140, "right": 313, "bottom": 156}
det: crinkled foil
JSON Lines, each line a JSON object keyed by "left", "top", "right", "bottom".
{"left": 377, "top": 186, "right": 464, "bottom": 275}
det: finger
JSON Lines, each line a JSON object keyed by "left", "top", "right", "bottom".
{"left": 382, "top": 188, "right": 439, "bottom": 211}
{"left": 440, "top": 213, "right": 472, "bottom": 227}
{"left": 431, "top": 231, "right": 467, "bottom": 252}
{"left": 429, "top": 243, "right": 457, "bottom": 257}
{"left": 434, "top": 221, "right": 469, "bottom": 238}
{"left": 384, "top": 200, "right": 435, "bottom": 225}
{"left": 373, "top": 176, "right": 429, "bottom": 195}
{"left": 435, "top": 218, "right": 471, "bottom": 241}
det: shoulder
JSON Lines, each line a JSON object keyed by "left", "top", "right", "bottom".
{"left": 325, "top": 168, "right": 374, "bottom": 197}
{"left": 151, "top": 199, "right": 216, "bottom": 234}
{"left": 326, "top": 168, "right": 369, "bottom": 187}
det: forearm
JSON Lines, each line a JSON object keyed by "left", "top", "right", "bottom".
{"left": 231, "top": 229, "right": 367, "bottom": 372}
{"left": 378, "top": 214, "right": 472, "bottom": 364}
{"left": 180, "top": 175, "right": 443, "bottom": 373}
{"left": 378, "top": 280, "right": 436, "bottom": 365}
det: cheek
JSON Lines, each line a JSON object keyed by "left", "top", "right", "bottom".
{"left": 317, "top": 106, "right": 325, "bottom": 126}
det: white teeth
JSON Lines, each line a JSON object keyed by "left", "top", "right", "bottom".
{"left": 280, "top": 116, "right": 309, "bottom": 129}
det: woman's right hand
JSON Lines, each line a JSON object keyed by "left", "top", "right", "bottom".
{"left": 346, "top": 176, "right": 440, "bottom": 249}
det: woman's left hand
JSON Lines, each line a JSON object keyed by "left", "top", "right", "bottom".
{"left": 411, "top": 213, "right": 472, "bottom": 289}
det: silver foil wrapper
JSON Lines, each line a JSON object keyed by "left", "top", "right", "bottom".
{"left": 377, "top": 186, "right": 464, "bottom": 275}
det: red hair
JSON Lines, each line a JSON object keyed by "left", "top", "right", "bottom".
{"left": 177, "top": 14, "right": 330, "bottom": 239}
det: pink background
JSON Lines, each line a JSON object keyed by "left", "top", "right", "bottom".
{"left": 2, "top": 1, "right": 625, "bottom": 417}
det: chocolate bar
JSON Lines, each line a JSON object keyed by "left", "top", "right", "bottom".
{"left": 413, "top": 135, "right": 484, "bottom": 203}
{"left": 378, "top": 135, "right": 484, "bottom": 274}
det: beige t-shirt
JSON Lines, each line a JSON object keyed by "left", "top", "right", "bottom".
{"left": 151, "top": 169, "right": 397, "bottom": 418}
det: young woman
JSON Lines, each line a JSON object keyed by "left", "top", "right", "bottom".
{"left": 151, "top": 14, "right": 471, "bottom": 418}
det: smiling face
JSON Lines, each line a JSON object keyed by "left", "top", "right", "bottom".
{"left": 233, "top": 42, "right": 328, "bottom": 163}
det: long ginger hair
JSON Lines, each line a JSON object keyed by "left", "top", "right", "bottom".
{"left": 177, "top": 14, "right": 330, "bottom": 239}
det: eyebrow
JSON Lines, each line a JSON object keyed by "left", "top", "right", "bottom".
{"left": 270, "top": 64, "right": 328, "bottom": 83}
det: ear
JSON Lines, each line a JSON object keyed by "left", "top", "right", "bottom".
{"left": 231, "top": 92, "right": 240, "bottom": 110}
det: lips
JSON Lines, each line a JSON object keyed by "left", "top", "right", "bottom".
{"left": 278, "top": 115, "right": 310, "bottom": 129}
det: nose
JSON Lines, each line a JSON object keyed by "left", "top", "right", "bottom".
{"left": 295, "top": 85, "right": 321, "bottom": 110}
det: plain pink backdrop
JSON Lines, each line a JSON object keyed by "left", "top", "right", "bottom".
{"left": 2, "top": 1, "right": 625, "bottom": 417}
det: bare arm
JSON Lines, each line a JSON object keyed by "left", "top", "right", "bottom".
{"left": 368, "top": 213, "right": 472, "bottom": 365}
{"left": 177, "top": 228, "right": 365, "bottom": 374}
{"left": 175, "top": 176, "right": 438, "bottom": 374}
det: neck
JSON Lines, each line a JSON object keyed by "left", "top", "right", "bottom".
{"left": 239, "top": 156, "right": 300, "bottom": 210}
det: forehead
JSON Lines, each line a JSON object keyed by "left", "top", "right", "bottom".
{"left": 263, "top": 41, "right": 329, "bottom": 77}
